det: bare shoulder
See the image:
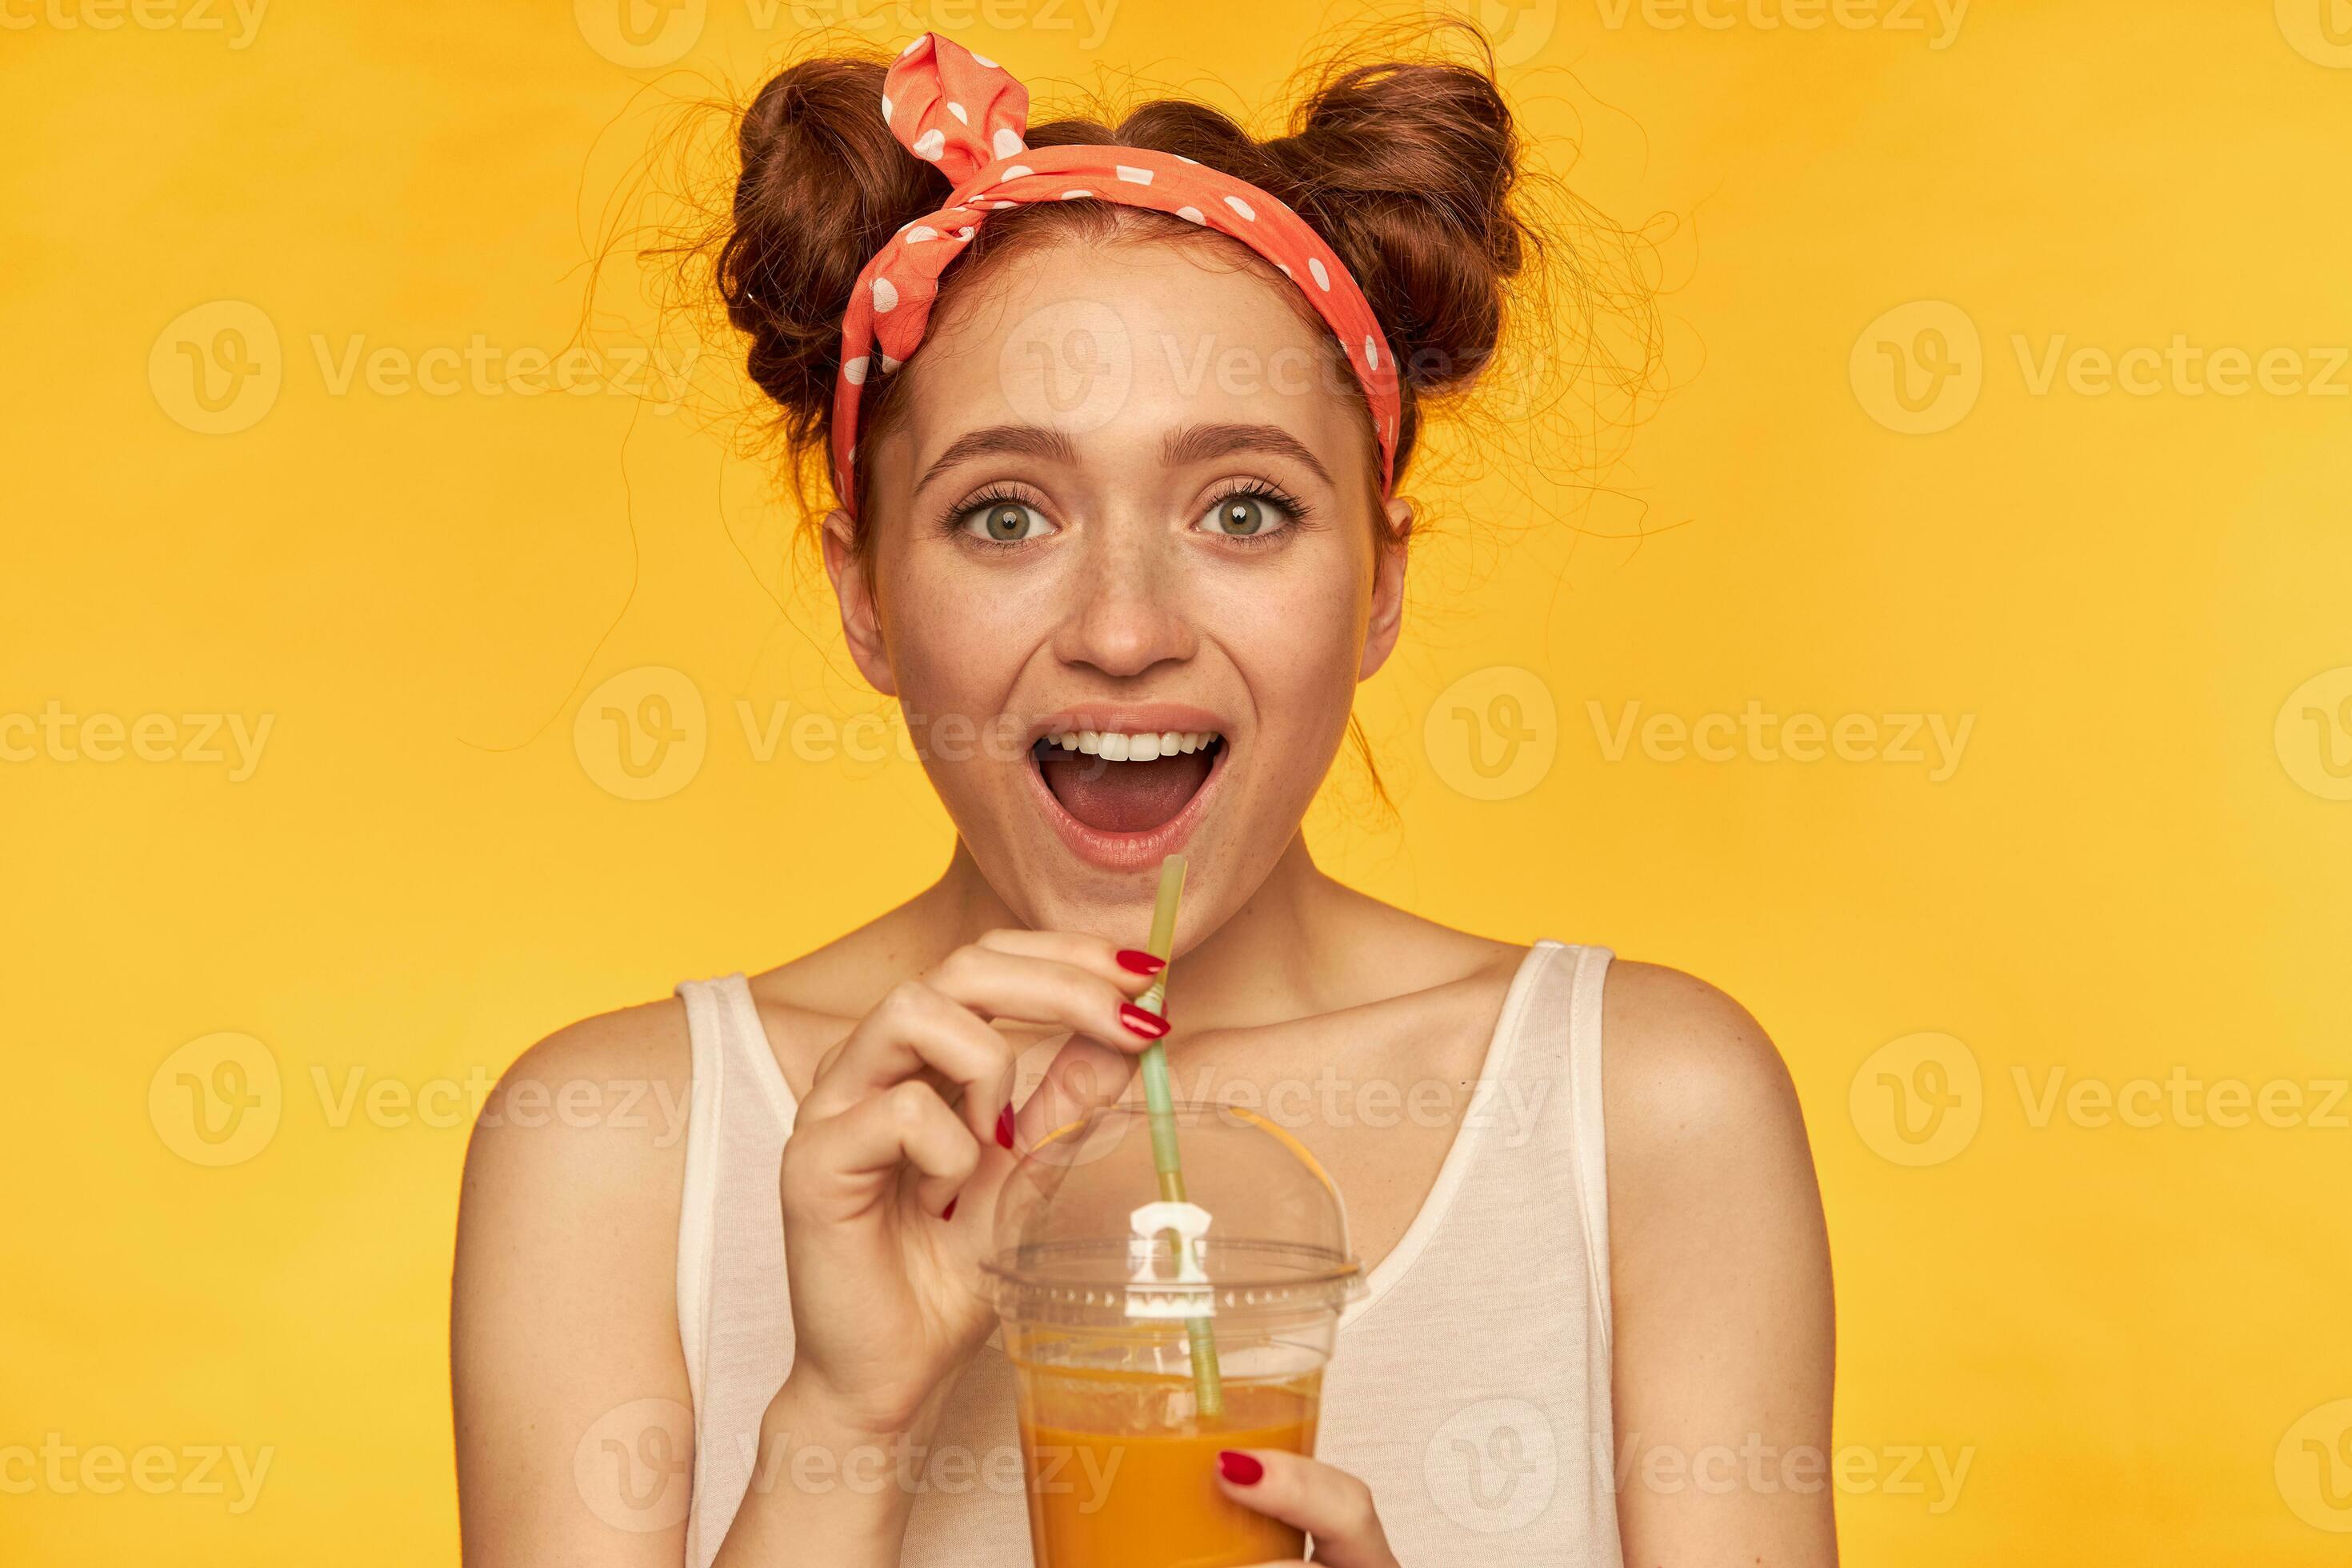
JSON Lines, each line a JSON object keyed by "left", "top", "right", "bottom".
{"left": 1596, "top": 958, "right": 1830, "bottom": 1336}
{"left": 456, "top": 995, "right": 695, "bottom": 1243}
{"left": 1596, "top": 958, "right": 1834, "bottom": 1386}
{"left": 1598, "top": 959, "right": 1811, "bottom": 1170}
{"left": 1594, "top": 970, "right": 1837, "bottom": 1556}
{"left": 451, "top": 998, "right": 698, "bottom": 1554}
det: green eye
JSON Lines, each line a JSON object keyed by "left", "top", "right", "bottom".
{"left": 1200, "top": 494, "right": 1287, "bottom": 538}
{"left": 960, "top": 500, "right": 1054, "bottom": 543}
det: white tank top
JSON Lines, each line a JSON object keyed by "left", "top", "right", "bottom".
{"left": 674, "top": 939, "right": 1622, "bottom": 1566}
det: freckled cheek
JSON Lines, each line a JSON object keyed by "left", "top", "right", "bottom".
{"left": 1205, "top": 564, "right": 1367, "bottom": 743}
{"left": 879, "top": 570, "right": 1041, "bottom": 749}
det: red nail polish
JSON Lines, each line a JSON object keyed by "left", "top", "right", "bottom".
{"left": 1119, "top": 1002, "right": 1170, "bottom": 1039}
{"left": 995, "top": 1103, "right": 1016, "bottom": 1150}
{"left": 1116, "top": 949, "right": 1167, "bottom": 976}
{"left": 942, "top": 1197, "right": 958, "bottom": 1222}
{"left": 1218, "top": 1450, "right": 1263, "bottom": 1486}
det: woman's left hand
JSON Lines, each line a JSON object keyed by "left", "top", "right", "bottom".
{"left": 1218, "top": 1448, "right": 1401, "bottom": 1567}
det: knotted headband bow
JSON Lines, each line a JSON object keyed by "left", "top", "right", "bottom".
{"left": 830, "top": 32, "right": 1403, "bottom": 514}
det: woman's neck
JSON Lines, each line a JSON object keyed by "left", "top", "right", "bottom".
{"left": 912, "top": 835, "right": 1382, "bottom": 1034}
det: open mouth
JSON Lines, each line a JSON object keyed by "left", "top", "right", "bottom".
{"left": 1031, "top": 728, "right": 1226, "bottom": 835}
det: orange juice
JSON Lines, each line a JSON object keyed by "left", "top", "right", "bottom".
{"left": 986, "top": 1106, "right": 1365, "bottom": 1566}
{"left": 1014, "top": 1367, "right": 1320, "bottom": 1568}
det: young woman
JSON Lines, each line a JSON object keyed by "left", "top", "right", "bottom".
{"left": 453, "top": 30, "right": 1834, "bottom": 1568}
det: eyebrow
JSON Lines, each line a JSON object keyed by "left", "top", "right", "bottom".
{"left": 1161, "top": 422, "right": 1333, "bottom": 486}
{"left": 915, "top": 420, "right": 1333, "bottom": 493}
{"left": 916, "top": 425, "right": 1081, "bottom": 493}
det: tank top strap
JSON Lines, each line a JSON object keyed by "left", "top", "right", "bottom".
{"left": 673, "top": 974, "right": 799, "bottom": 1568}
{"left": 1491, "top": 941, "right": 1615, "bottom": 1354}
{"left": 1560, "top": 943, "right": 1614, "bottom": 1352}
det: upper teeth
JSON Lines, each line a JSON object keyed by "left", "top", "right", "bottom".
{"left": 1051, "top": 730, "right": 1220, "bottom": 762}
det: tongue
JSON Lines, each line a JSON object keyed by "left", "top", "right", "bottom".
{"left": 1042, "top": 750, "right": 1213, "bottom": 833}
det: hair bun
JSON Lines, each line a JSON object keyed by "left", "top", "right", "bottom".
{"left": 1264, "top": 54, "right": 1526, "bottom": 398}
{"left": 719, "top": 54, "right": 950, "bottom": 449}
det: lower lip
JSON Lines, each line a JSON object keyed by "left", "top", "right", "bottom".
{"left": 1023, "top": 741, "right": 1230, "bottom": 873}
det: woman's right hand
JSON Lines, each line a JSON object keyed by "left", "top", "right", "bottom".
{"left": 774, "top": 929, "right": 1168, "bottom": 1442}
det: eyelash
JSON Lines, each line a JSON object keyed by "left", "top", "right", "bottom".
{"left": 942, "top": 484, "right": 1049, "bottom": 550}
{"left": 940, "top": 480, "right": 1312, "bottom": 549}
{"left": 1201, "top": 479, "right": 1310, "bottom": 547}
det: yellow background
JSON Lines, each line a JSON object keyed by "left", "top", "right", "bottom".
{"left": 6, "top": 0, "right": 2351, "bottom": 1562}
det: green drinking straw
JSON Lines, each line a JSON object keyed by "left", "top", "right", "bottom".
{"left": 1133, "top": 853, "right": 1225, "bottom": 1418}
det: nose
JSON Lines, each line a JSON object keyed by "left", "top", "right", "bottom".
{"left": 1048, "top": 526, "right": 1196, "bottom": 681}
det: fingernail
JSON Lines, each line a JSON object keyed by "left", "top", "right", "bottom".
{"left": 1119, "top": 1002, "right": 1170, "bottom": 1040}
{"left": 942, "top": 1197, "right": 958, "bottom": 1222}
{"left": 995, "top": 1102, "right": 1016, "bottom": 1150}
{"left": 1116, "top": 948, "right": 1166, "bottom": 976}
{"left": 1218, "top": 1450, "right": 1263, "bottom": 1486}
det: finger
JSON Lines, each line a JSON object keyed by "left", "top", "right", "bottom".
{"left": 983, "top": 1034, "right": 1143, "bottom": 1228}
{"left": 1215, "top": 1450, "right": 1398, "bottom": 1568}
{"left": 926, "top": 942, "right": 1169, "bottom": 1051}
{"left": 1011, "top": 1033, "right": 1139, "bottom": 1154}
{"left": 802, "top": 981, "right": 1016, "bottom": 1146}
{"left": 930, "top": 1032, "right": 1142, "bottom": 1256}
{"left": 968, "top": 928, "right": 1166, "bottom": 994}
{"left": 784, "top": 1078, "right": 981, "bottom": 1221}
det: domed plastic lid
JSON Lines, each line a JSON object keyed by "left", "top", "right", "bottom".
{"left": 985, "top": 1102, "right": 1365, "bottom": 1326}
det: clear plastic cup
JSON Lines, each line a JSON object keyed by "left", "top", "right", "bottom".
{"left": 985, "top": 1102, "right": 1364, "bottom": 1568}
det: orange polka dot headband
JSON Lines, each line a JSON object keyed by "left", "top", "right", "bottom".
{"left": 830, "top": 32, "right": 1404, "bottom": 514}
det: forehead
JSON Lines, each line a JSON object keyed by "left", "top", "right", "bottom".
{"left": 884, "top": 236, "right": 1368, "bottom": 478}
